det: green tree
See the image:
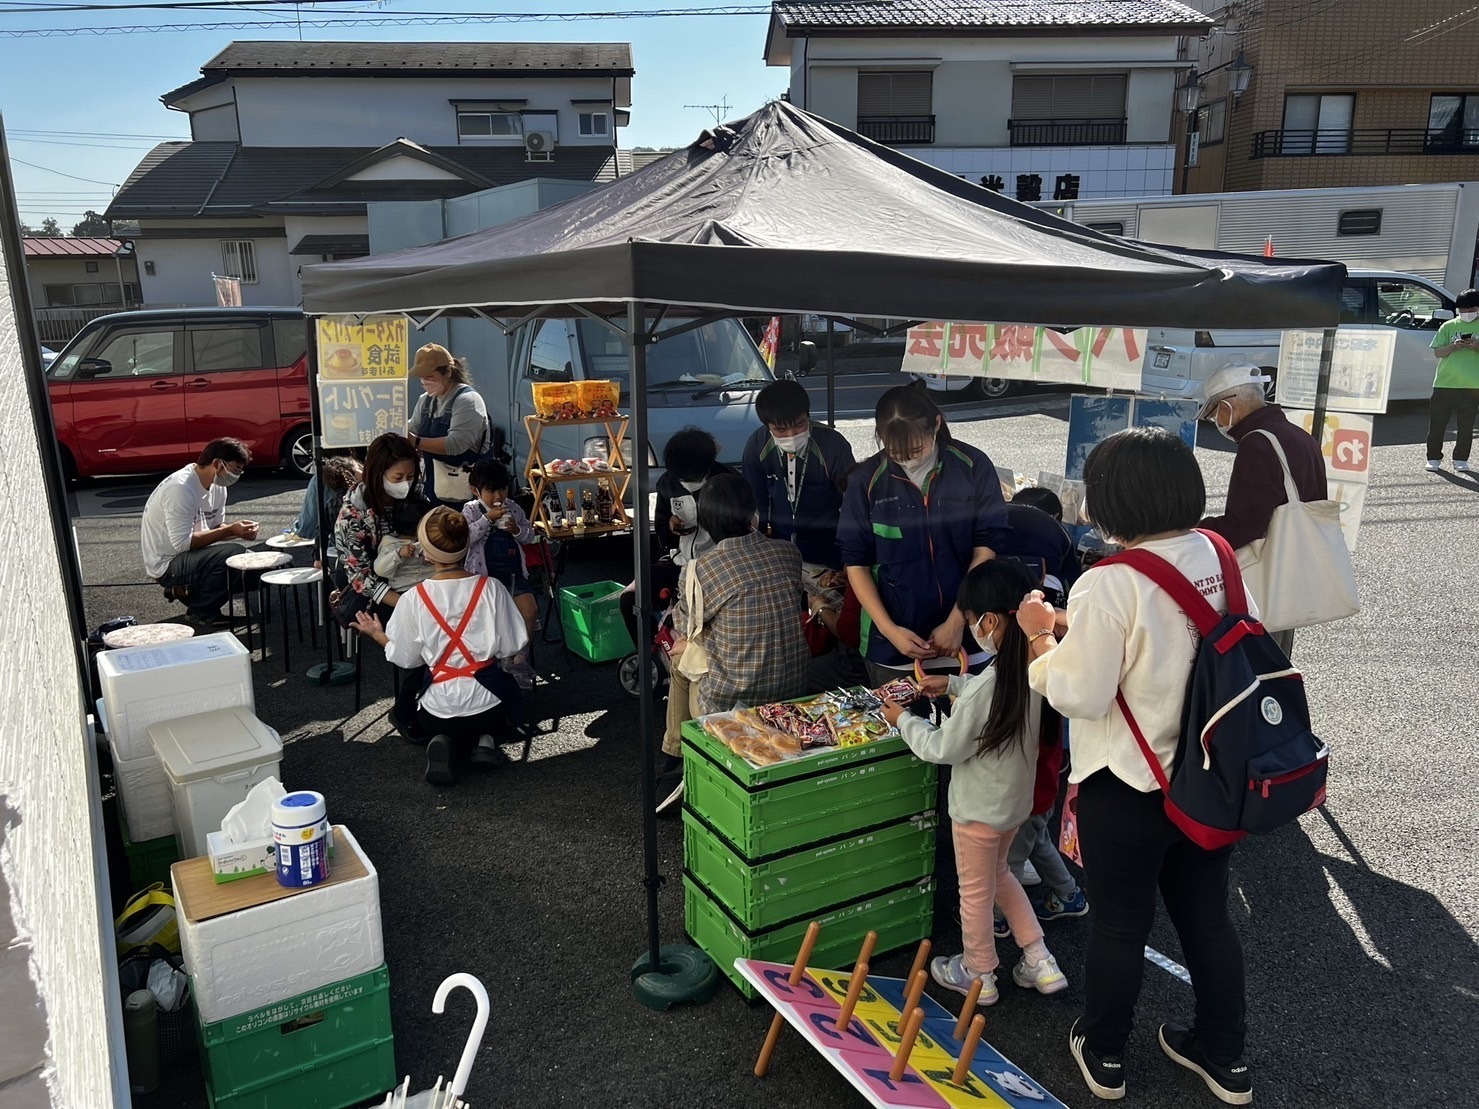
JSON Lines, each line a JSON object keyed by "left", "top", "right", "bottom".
{"left": 71, "top": 210, "right": 110, "bottom": 237}
{"left": 38, "top": 217, "right": 62, "bottom": 236}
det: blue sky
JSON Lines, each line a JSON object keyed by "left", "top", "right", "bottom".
{"left": 0, "top": 2, "right": 787, "bottom": 229}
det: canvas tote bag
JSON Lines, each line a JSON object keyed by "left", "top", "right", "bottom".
{"left": 1236, "top": 429, "right": 1360, "bottom": 632}
{"left": 675, "top": 557, "right": 710, "bottom": 680}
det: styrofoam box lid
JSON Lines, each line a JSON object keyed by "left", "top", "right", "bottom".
{"left": 149, "top": 706, "right": 283, "bottom": 781}
{"left": 97, "top": 631, "right": 248, "bottom": 679}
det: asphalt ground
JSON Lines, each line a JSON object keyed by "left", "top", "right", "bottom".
{"left": 77, "top": 387, "right": 1477, "bottom": 1109}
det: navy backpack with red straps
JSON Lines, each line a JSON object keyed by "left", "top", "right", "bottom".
{"left": 1098, "top": 529, "right": 1329, "bottom": 850}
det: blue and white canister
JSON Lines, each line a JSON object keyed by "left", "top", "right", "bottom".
{"left": 271, "top": 791, "right": 331, "bottom": 888}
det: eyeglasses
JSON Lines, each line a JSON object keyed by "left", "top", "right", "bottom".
{"left": 223, "top": 463, "right": 246, "bottom": 475}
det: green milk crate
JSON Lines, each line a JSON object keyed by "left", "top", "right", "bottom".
{"left": 680, "top": 721, "right": 937, "bottom": 858}
{"left": 684, "top": 873, "right": 935, "bottom": 999}
{"left": 559, "top": 580, "right": 635, "bottom": 663}
{"left": 683, "top": 808, "right": 937, "bottom": 931}
{"left": 119, "top": 808, "right": 179, "bottom": 893}
{"left": 194, "top": 965, "right": 395, "bottom": 1109}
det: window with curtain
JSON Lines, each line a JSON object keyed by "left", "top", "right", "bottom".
{"left": 1428, "top": 95, "right": 1479, "bottom": 150}
{"left": 857, "top": 72, "right": 932, "bottom": 117}
{"left": 1010, "top": 75, "right": 1127, "bottom": 120}
{"left": 1282, "top": 94, "right": 1354, "bottom": 154}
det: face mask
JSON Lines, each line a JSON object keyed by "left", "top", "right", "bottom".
{"left": 680, "top": 480, "right": 705, "bottom": 493}
{"left": 901, "top": 445, "right": 938, "bottom": 485}
{"left": 971, "top": 615, "right": 998, "bottom": 660}
{"left": 1460, "top": 311, "right": 1479, "bottom": 322}
{"left": 773, "top": 430, "right": 809, "bottom": 455}
{"left": 1213, "top": 401, "right": 1237, "bottom": 442}
{"left": 214, "top": 465, "right": 241, "bottom": 487}
{"left": 384, "top": 477, "right": 412, "bottom": 500}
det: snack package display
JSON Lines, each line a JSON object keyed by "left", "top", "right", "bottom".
{"left": 875, "top": 677, "right": 921, "bottom": 706}
{"left": 757, "top": 701, "right": 834, "bottom": 748}
{"left": 699, "top": 686, "right": 903, "bottom": 768}
{"left": 702, "top": 709, "right": 803, "bottom": 767}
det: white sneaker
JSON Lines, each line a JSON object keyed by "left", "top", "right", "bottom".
{"left": 1426, "top": 459, "right": 1443, "bottom": 471}
{"left": 1012, "top": 953, "right": 1069, "bottom": 995}
{"left": 1020, "top": 860, "right": 1042, "bottom": 887}
{"left": 655, "top": 776, "right": 684, "bottom": 814}
{"left": 1457, "top": 460, "right": 1472, "bottom": 473}
{"left": 930, "top": 953, "right": 999, "bottom": 1006}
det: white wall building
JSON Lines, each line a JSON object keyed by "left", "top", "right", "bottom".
{"left": 765, "top": 0, "right": 1211, "bottom": 200}
{"left": 108, "top": 41, "right": 634, "bottom": 307}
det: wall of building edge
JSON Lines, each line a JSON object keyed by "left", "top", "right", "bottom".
{"left": 0, "top": 205, "right": 124, "bottom": 1105}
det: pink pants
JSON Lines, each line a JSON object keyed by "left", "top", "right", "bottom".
{"left": 954, "top": 818, "right": 1044, "bottom": 975}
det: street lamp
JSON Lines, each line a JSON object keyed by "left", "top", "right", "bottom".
{"left": 1229, "top": 51, "right": 1253, "bottom": 99}
{"left": 1178, "top": 69, "right": 1202, "bottom": 194}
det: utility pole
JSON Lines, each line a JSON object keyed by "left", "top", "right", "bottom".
{"left": 684, "top": 97, "right": 732, "bottom": 128}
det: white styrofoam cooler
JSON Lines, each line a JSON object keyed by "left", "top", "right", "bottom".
{"left": 98, "top": 632, "right": 254, "bottom": 762}
{"left": 110, "top": 739, "right": 174, "bottom": 842}
{"left": 180, "top": 825, "right": 383, "bottom": 1024}
{"left": 149, "top": 707, "right": 283, "bottom": 860}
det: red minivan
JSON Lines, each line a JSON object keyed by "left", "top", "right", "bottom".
{"left": 47, "top": 307, "right": 314, "bottom": 480}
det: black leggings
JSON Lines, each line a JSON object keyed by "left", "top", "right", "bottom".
{"left": 1076, "top": 770, "right": 1247, "bottom": 1064}
{"left": 1427, "top": 387, "right": 1479, "bottom": 462}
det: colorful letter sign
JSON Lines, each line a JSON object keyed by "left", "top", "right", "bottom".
{"left": 901, "top": 322, "right": 1147, "bottom": 392}
{"left": 314, "top": 314, "right": 412, "bottom": 447}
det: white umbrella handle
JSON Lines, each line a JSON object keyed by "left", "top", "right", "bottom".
{"left": 432, "top": 973, "right": 490, "bottom": 1100}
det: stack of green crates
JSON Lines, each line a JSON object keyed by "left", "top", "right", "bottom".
{"left": 194, "top": 965, "right": 395, "bottom": 1109}
{"left": 680, "top": 719, "right": 938, "bottom": 997}
{"left": 119, "top": 808, "right": 180, "bottom": 893}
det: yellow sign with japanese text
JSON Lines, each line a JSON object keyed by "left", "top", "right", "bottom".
{"left": 314, "top": 314, "right": 411, "bottom": 447}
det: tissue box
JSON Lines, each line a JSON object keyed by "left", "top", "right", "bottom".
{"left": 206, "top": 831, "right": 276, "bottom": 883}
{"left": 172, "top": 825, "right": 382, "bottom": 1024}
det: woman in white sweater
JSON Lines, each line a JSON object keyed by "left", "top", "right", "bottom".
{"left": 1018, "top": 427, "right": 1251, "bottom": 1106}
{"left": 881, "top": 560, "right": 1067, "bottom": 1008}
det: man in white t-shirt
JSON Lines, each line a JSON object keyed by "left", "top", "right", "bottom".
{"left": 139, "top": 437, "right": 259, "bottom": 626}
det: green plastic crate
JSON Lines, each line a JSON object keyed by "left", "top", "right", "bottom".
{"left": 681, "top": 723, "right": 937, "bottom": 858}
{"left": 194, "top": 965, "right": 395, "bottom": 1109}
{"left": 559, "top": 580, "right": 635, "bottom": 663}
{"left": 684, "top": 874, "right": 934, "bottom": 998}
{"left": 683, "top": 808, "right": 937, "bottom": 930}
{"left": 119, "top": 808, "right": 179, "bottom": 893}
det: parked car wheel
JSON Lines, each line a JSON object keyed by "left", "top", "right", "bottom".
{"left": 970, "top": 376, "right": 1014, "bottom": 401}
{"left": 282, "top": 426, "right": 314, "bottom": 477}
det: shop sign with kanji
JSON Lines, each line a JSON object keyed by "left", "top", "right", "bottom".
{"left": 900, "top": 322, "right": 1146, "bottom": 392}
{"left": 314, "top": 314, "right": 411, "bottom": 447}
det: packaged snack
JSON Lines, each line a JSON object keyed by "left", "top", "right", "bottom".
{"left": 875, "top": 678, "right": 921, "bottom": 706}
{"left": 532, "top": 382, "right": 582, "bottom": 420}
{"left": 576, "top": 379, "right": 620, "bottom": 417}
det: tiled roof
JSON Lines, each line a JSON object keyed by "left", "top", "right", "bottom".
{"left": 106, "top": 142, "right": 615, "bottom": 219}
{"left": 289, "top": 234, "right": 370, "bottom": 257}
{"left": 595, "top": 148, "right": 675, "bottom": 182}
{"left": 772, "top": 0, "right": 1211, "bottom": 31}
{"left": 201, "top": 40, "right": 634, "bottom": 74}
{"left": 23, "top": 236, "right": 127, "bottom": 257}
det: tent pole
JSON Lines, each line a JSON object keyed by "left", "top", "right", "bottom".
{"left": 303, "top": 320, "right": 351, "bottom": 687}
{"left": 826, "top": 318, "right": 836, "bottom": 427}
{"left": 629, "top": 299, "right": 718, "bottom": 1011}
{"left": 1310, "top": 326, "right": 1337, "bottom": 444}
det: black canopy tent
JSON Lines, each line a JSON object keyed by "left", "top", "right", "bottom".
{"left": 302, "top": 101, "right": 1346, "bottom": 1007}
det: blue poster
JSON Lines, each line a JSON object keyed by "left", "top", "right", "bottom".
{"left": 1065, "top": 395, "right": 1198, "bottom": 480}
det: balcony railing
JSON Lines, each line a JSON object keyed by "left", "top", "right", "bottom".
{"left": 1008, "top": 117, "right": 1127, "bottom": 146}
{"left": 1252, "top": 128, "right": 1479, "bottom": 157}
{"left": 856, "top": 115, "right": 935, "bottom": 145}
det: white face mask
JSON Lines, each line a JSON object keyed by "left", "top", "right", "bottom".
{"left": 679, "top": 480, "right": 705, "bottom": 493}
{"left": 214, "top": 465, "right": 241, "bottom": 488}
{"left": 1212, "top": 400, "right": 1237, "bottom": 442}
{"left": 971, "top": 614, "right": 999, "bottom": 660}
{"left": 901, "top": 445, "right": 938, "bottom": 486}
{"left": 772, "top": 430, "right": 809, "bottom": 455}
{"left": 384, "top": 477, "right": 412, "bottom": 500}
{"left": 1460, "top": 311, "right": 1479, "bottom": 322}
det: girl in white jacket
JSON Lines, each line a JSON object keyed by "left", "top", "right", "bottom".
{"left": 881, "top": 560, "right": 1068, "bottom": 1006}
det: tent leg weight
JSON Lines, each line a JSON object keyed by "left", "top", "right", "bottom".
{"left": 631, "top": 944, "right": 720, "bottom": 1011}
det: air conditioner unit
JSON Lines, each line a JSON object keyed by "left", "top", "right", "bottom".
{"left": 524, "top": 130, "right": 555, "bottom": 156}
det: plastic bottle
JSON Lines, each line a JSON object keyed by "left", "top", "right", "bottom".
{"left": 124, "top": 989, "right": 160, "bottom": 1094}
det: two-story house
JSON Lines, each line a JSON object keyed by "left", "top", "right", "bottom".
{"left": 1177, "top": 0, "right": 1479, "bottom": 194}
{"left": 764, "top": 0, "right": 1212, "bottom": 201}
{"left": 106, "top": 41, "right": 633, "bottom": 306}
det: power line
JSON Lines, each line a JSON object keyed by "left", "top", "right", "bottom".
{"left": 7, "top": 156, "right": 118, "bottom": 185}
{"left": 9, "top": 128, "right": 181, "bottom": 139}
{"left": 10, "top": 136, "right": 172, "bottom": 149}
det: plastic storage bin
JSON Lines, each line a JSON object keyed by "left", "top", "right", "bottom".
{"left": 680, "top": 722, "right": 937, "bottom": 858}
{"left": 98, "top": 632, "right": 254, "bottom": 762}
{"left": 683, "top": 809, "right": 936, "bottom": 931}
{"left": 150, "top": 707, "right": 283, "bottom": 860}
{"left": 110, "top": 737, "right": 175, "bottom": 842}
{"left": 559, "top": 580, "right": 635, "bottom": 663}
{"left": 195, "top": 964, "right": 394, "bottom": 1109}
{"left": 174, "top": 825, "right": 383, "bottom": 1025}
{"left": 684, "top": 874, "right": 934, "bottom": 998}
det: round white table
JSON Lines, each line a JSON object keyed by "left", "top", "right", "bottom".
{"left": 259, "top": 566, "right": 325, "bottom": 671}
{"left": 266, "top": 534, "right": 316, "bottom": 550}
{"left": 225, "top": 551, "right": 293, "bottom": 655}
{"left": 103, "top": 623, "right": 195, "bottom": 649}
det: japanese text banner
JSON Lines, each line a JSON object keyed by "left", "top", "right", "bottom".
{"left": 314, "top": 313, "right": 411, "bottom": 448}
{"left": 900, "top": 322, "right": 1146, "bottom": 392}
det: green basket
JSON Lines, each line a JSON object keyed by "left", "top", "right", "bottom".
{"left": 120, "top": 808, "right": 180, "bottom": 893}
{"left": 683, "top": 809, "right": 937, "bottom": 931}
{"left": 684, "top": 874, "right": 934, "bottom": 999}
{"left": 681, "top": 724, "right": 937, "bottom": 858}
{"left": 194, "top": 965, "right": 395, "bottom": 1109}
{"left": 558, "top": 580, "right": 635, "bottom": 663}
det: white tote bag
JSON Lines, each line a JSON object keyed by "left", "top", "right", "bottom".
{"left": 675, "top": 557, "right": 710, "bottom": 681}
{"left": 1236, "top": 430, "right": 1360, "bottom": 632}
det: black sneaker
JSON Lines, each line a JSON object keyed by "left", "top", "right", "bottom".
{"left": 1159, "top": 1023, "right": 1252, "bottom": 1105}
{"left": 425, "top": 736, "right": 457, "bottom": 786}
{"left": 388, "top": 706, "right": 429, "bottom": 746}
{"left": 470, "top": 735, "right": 506, "bottom": 771}
{"left": 1068, "top": 1018, "right": 1125, "bottom": 1100}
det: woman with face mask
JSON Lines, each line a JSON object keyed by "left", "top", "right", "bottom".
{"left": 837, "top": 386, "right": 1011, "bottom": 688}
{"left": 334, "top": 432, "right": 436, "bottom": 735}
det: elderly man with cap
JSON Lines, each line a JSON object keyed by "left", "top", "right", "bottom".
{"left": 1197, "top": 362, "right": 1326, "bottom": 652}
{"left": 406, "top": 342, "right": 493, "bottom": 506}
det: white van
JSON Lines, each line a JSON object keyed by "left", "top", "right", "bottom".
{"left": 1140, "top": 270, "right": 1456, "bottom": 402}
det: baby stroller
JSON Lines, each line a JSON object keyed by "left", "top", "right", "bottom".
{"left": 619, "top": 587, "right": 677, "bottom": 699}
